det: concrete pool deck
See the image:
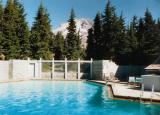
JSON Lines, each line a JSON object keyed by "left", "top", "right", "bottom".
{"left": 88, "top": 80, "right": 160, "bottom": 103}
{"left": 107, "top": 82, "right": 160, "bottom": 103}
{"left": 87, "top": 80, "right": 106, "bottom": 85}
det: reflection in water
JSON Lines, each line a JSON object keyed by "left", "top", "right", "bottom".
{"left": 88, "top": 86, "right": 104, "bottom": 107}
{"left": 0, "top": 81, "right": 160, "bottom": 115}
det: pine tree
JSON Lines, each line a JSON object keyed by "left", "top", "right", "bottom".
{"left": 3, "top": 0, "right": 20, "bottom": 59}
{"left": 86, "top": 28, "right": 94, "bottom": 59}
{"left": 136, "top": 18, "right": 146, "bottom": 65}
{"left": 125, "top": 16, "right": 139, "bottom": 65}
{"left": 65, "top": 9, "right": 83, "bottom": 59}
{"left": 30, "top": 3, "right": 53, "bottom": 59}
{"left": 114, "top": 13, "right": 129, "bottom": 65}
{"left": 13, "top": 0, "right": 30, "bottom": 59}
{"left": 101, "top": 0, "right": 118, "bottom": 59}
{"left": 143, "top": 9, "right": 158, "bottom": 64}
{"left": 0, "top": 0, "right": 3, "bottom": 54}
{"left": 93, "top": 12, "right": 102, "bottom": 59}
{"left": 156, "top": 19, "right": 160, "bottom": 53}
{"left": 54, "top": 32, "right": 65, "bottom": 60}
{"left": 77, "top": 30, "right": 85, "bottom": 59}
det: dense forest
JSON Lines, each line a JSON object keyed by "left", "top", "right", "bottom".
{"left": 0, "top": 0, "right": 159, "bottom": 66}
{"left": 0, "top": 0, "right": 83, "bottom": 60}
{"left": 86, "top": 1, "right": 160, "bottom": 65}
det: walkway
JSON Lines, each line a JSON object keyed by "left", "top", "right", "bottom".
{"left": 108, "top": 82, "right": 160, "bottom": 103}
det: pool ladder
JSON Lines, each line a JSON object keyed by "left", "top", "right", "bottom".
{"left": 150, "top": 84, "right": 154, "bottom": 103}
{"left": 140, "top": 84, "right": 144, "bottom": 102}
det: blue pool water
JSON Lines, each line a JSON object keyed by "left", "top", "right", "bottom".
{"left": 0, "top": 81, "right": 160, "bottom": 115}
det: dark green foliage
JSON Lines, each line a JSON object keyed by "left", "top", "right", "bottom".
{"left": 3, "top": 0, "right": 21, "bottom": 59}
{"left": 156, "top": 19, "right": 160, "bottom": 52}
{"left": 30, "top": 3, "right": 53, "bottom": 59}
{"left": 136, "top": 18, "right": 146, "bottom": 65}
{"left": 0, "top": 0, "right": 3, "bottom": 54}
{"left": 142, "top": 9, "right": 158, "bottom": 64}
{"left": 0, "top": 0, "right": 159, "bottom": 63}
{"left": 126, "top": 16, "right": 139, "bottom": 65}
{"left": 14, "top": 0, "right": 30, "bottom": 59}
{"left": 65, "top": 9, "right": 83, "bottom": 60}
{"left": 86, "top": 0, "right": 160, "bottom": 65}
{"left": 86, "top": 28, "right": 94, "bottom": 59}
{"left": 86, "top": 12, "right": 102, "bottom": 60}
{"left": 54, "top": 32, "right": 65, "bottom": 60}
{"left": 2, "top": 0, "right": 30, "bottom": 59}
{"left": 93, "top": 12, "right": 102, "bottom": 59}
{"left": 101, "top": 0, "right": 119, "bottom": 59}
{"left": 113, "top": 13, "right": 129, "bottom": 65}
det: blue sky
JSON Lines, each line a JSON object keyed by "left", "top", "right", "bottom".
{"left": 2, "top": 0, "right": 160, "bottom": 29}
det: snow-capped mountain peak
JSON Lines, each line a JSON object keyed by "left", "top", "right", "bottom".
{"left": 53, "top": 18, "right": 93, "bottom": 48}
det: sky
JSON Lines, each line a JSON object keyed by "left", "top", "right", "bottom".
{"left": 2, "top": 0, "right": 160, "bottom": 29}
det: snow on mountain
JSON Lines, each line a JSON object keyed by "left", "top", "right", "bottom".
{"left": 53, "top": 18, "right": 93, "bottom": 48}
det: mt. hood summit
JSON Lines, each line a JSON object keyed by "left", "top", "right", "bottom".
{"left": 54, "top": 18, "right": 93, "bottom": 48}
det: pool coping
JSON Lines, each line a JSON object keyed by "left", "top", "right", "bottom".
{"left": 87, "top": 80, "right": 160, "bottom": 104}
{"left": 87, "top": 80, "right": 106, "bottom": 85}
{"left": 107, "top": 82, "right": 160, "bottom": 104}
{"left": 0, "top": 78, "right": 85, "bottom": 83}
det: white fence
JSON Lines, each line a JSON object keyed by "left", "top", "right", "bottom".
{"left": 0, "top": 61, "right": 9, "bottom": 80}
{"left": 92, "top": 60, "right": 145, "bottom": 81}
{"left": 0, "top": 59, "right": 144, "bottom": 81}
{"left": 0, "top": 58, "right": 93, "bottom": 80}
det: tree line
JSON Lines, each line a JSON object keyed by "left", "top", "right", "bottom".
{"left": 0, "top": 0, "right": 83, "bottom": 60}
{"left": 86, "top": 1, "right": 160, "bottom": 65}
{"left": 0, "top": 0, "right": 159, "bottom": 65}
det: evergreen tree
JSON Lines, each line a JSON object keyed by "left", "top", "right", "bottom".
{"left": 0, "top": 0, "right": 3, "bottom": 54}
{"left": 54, "top": 32, "right": 65, "bottom": 60}
{"left": 114, "top": 13, "right": 129, "bottom": 65}
{"left": 122, "top": 16, "right": 139, "bottom": 65}
{"left": 86, "top": 28, "right": 94, "bottom": 59}
{"left": 65, "top": 9, "right": 83, "bottom": 59}
{"left": 3, "top": 0, "right": 20, "bottom": 59}
{"left": 77, "top": 30, "right": 85, "bottom": 58}
{"left": 13, "top": 0, "right": 30, "bottom": 59}
{"left": 93, "top": 12, "right": 102, "bottom": 59}
{"left": 101, "top": 0, "right": 118, "bottom": 59}
{"left": 30, "top": 3, "right": 53, "bottom": 59}
{"left": 156, "top": 19, "right": 160, "bottom": 52}
{"left": 142, "top": 9, "right": 158, "bottom": 64}
{"left": 136, "top": 18, "right": 146, "bottom": 65}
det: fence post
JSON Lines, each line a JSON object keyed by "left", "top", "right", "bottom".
{"left": 65, "top": 58, "right": 67, "bottom": 79}
{"left": 90, "top": 58, "right": 93, "bottom": 79}
{"left": 39, "top": 58, "right": 42, "bottom": 78}
{"left": 78, "top": 58, "right": 80, "bottom": 79}
{"left": 9, "top": 59, "right": 13, "bottom": 79}
{"left": 27, "top": 57, "right": 30, "bottom": 78}
{"left": 52, "top": 58, "right": 54, "bottom": 79}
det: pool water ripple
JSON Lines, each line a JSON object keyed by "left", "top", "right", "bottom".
{"left": 0, "top": 81, "right": 160, "bottom": 115}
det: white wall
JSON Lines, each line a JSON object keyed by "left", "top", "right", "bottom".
{"left": 12, "top": 60, "right": 29, "bottom": 79}
{"left": 0, "top": 61, "right": 9, "bottom": 80}
{"left": 92, "top": 60, "right": 118, "bottom": 80}
{"left": 102, "top": 60, "right": 118, "bottom": 80}
{"left": 12, "top": 60, "right": 41, "bottom": 79}
{"left": 92, "top": 60, "right": 145, "bottom": 81}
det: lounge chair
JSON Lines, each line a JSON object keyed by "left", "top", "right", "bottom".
{"left": 129, "top": 76, "right": 136, "bottom": 83}
{"left": 135, "top": 77, "right": 142, "bottom": 83}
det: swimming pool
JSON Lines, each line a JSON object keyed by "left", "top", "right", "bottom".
{"left": 0, "top": 81, "right": 160, "bottom": 115}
